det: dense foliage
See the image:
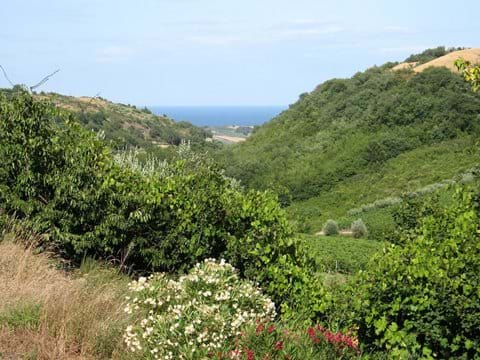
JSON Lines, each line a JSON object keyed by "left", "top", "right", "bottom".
{"left": 219, "top": 64, "right": 480, "bottom": 233}
{"left": 0, "top": 90, "right": 317, "bottom": 312}
{"left": 335, "top": 184, "right": 480, "bottom": 358}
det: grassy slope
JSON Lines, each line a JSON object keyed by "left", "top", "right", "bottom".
{"left": 0, "top": 232, "right": 138, "bottom": 360}
{"left": 413, "top": 48, "right": 480, "bottom": 73}
{"left": 288, "top": 136, "right": 480, "bottom": 233}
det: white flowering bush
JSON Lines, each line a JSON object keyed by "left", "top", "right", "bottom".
{"left": 123, "top": 259, "right": 276, "bottom": 359}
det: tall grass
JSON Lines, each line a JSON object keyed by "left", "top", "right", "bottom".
{"left": 0, "top": 229, "right": 138, "bottom": 359}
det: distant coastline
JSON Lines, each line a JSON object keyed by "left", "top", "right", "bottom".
{"left": 149, "top": 106, "right": 286, "bottom": 127}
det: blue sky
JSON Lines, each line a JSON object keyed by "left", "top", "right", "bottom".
{"left": 1, "top": 0, "right": 479, "bottom": 105}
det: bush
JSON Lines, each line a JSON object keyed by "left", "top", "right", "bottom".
{"left": 123, "top": 259, "right": 276, "bottom": 358}
{"left": 352, "top": 185, "right": 480, "bottom": 358}
{"left": 351, "top": 219, "right": 368, "bottom": 238}
{"left": 323, "top": 219, "right": 339, "bottom": 236}
{"left": 222, "top": 321, "right": 360, "bottom": 359}
{"left": 0, "top": 91, "right": 318, "bottom": 315}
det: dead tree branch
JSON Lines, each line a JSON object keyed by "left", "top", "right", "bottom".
{"left": 30, "top": 69, "right": 60, "bottom": 91}
{"left": 0, "top": 65, "right": 14, "bottom": 87}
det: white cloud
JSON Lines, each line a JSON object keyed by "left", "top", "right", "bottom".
{"left": 187, "top": 21, "right": 344, "bottom": 47}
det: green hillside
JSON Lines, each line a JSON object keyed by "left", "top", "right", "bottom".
{"left": 31, "top": 90, "right": 213, "bottom": 156}
{"left": 219, "top": 60, "right": 480, "bottom": 235}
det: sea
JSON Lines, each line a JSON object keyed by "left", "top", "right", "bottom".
{"left": 149, "top": 106, "right": 286, "bottom": 127}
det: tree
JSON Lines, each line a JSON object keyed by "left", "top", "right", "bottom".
{"left": 455, "top": 58, "right": 480, "bottom": 92}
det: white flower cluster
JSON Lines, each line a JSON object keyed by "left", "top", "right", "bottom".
{"left": 123, "top": 259, "right": 276, "bottom": 359}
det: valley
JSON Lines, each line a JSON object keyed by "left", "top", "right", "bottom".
{"left": 1, "top": 45, "right": 480, "bottom": 359}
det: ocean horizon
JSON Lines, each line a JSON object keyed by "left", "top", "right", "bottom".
{"left": 149, "top": 106, "right": 286, "bottom": 127}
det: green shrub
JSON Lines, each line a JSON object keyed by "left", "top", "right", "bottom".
{"left": 364, "top": 136, "right": 415, "bottom": 165}
{"left": 355, "top": 209, "right": 395, "bottom": 241}
{"left": 222, "top": 321, "right": 360, "bottom": 359}
{"left": 123, "top": 259, "right": 276, "bottom": 358}
{"left": 388, "top": 194, "right": 442, "bottom": 245}
{"left": 352, "top": 185, "right": 480, "bottom": 358}
{"left": 351, "top": 219, "right": 368, "bottom": 238}
{"left": 0, "top": 91, "right": 317, "bottom": 314}
{"left": 323, "top": 219, "right": 339, "bottom": 236}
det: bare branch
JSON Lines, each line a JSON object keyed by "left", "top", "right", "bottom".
{"left": 0, "top": 65, "right": 14, "bottom": 87}
{"left": 30, "top": 69, "right": 60, "bottom": 91}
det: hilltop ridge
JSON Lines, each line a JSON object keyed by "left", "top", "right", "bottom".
{"left": 392, "top": 47, "right": 480, "bottom": 73}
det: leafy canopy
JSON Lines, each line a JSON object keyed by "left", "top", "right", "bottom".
{"left": 0, "top": 90, "right": 319, "bottom": 313}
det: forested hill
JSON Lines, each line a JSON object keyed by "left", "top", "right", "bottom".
{"left": 219, "top": 48, "right": 480, "bottom": 232}
{"left": 22, "top": 90, "right": 210, "bottom": 153}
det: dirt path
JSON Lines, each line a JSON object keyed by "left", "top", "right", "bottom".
{"left": 315, "top": 230, "right": 353, "bottom": 236}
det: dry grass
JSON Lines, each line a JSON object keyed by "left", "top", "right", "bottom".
{"left": 0, "top": 232, "right": 138, "bottom": 360}
{"left": 393, "top": 48, "right": 480, "bottom": 73}
{"left": 413, "top": 48, "right": 480, "bottom": 73}
{"left": 391, "top": 61, "right": 418, "bottom": 71}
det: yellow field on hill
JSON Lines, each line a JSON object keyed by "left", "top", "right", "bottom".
{"left": 393, "top": 48, "right": 480, "bottom": 73}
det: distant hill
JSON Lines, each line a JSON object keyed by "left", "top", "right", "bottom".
{"left": 33, "top": 92, "right": 212, "bottom": 154}
{"left": 219, "top": 50, "right": 480, "bottom": 236}
{"left": 392, "top": 47, "right": 480, "bottom": 73}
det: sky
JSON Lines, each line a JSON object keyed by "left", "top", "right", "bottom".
{"left": 1, "top": 0, "right": 479, "bottom": 106}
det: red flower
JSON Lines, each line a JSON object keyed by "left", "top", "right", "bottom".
{"left": 256, "top": 323, "right": 264, "bottom": 335}
{"left": 310, "top": 325, "right": 360, "bottom": 354}
{"left": 307, "top": 327, "right": 320, "bottom": 344}
{"left": 267, "top": 325, "right": 276, "bottom": 334}
{"left": 274, "top": 341, "right": 284, "bottom": 351}
{"left": 246, "top": 348, "right": 255, "bottom": 360}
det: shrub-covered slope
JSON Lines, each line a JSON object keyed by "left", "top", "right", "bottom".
{"left": 0, "top": 90, "right": 318, "bottom": 315}
{"left": 31, "top": 90, "right": 211, "bottom": 152}
{"left": 220, "top": 60, "right": 480, "bottom": 233}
